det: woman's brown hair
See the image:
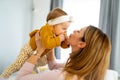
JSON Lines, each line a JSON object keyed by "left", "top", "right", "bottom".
{"left": 63, "top": 25, "right": 111, "bottom": 80}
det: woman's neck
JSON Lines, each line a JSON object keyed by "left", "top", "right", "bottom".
{"left": 72, "top": 46, "right": 80, "bottom": 52}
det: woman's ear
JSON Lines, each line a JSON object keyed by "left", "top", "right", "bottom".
{"left": 78, "top": 42, "right": 86, "bottom": 48}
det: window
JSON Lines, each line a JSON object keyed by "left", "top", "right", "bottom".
{"left": 60, "top": 0, "right": 100, "bottom": 62}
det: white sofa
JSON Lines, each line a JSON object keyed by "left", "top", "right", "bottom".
{"left": 104, "top": 69, "right": 118, "bottom": 80}
{"left": 0, "top": 69, "right": 118, "bottom": 80}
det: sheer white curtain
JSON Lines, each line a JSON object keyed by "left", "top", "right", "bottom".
{"left": 99, "top": 0, "right": 120, "bottom": 76}
{"left": 61, "top": 0, "right": 100, "bottom": 62}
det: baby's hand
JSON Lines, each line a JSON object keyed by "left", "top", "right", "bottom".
{"left": 63, "top": 33, "right": 69, "bottom": 45}
{"left": 64, "top": 33, "right": 68, "bottom": 40}
{"left": 59, "top": 34, "right": 65, "bottom": 42}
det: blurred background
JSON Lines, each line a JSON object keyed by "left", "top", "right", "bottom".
{"left": 0, "top": 0, "right": 120, "bottom": 78}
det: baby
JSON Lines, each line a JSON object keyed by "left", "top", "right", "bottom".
{"left": 0, "top": 7, "right": 73, "bottom": 79}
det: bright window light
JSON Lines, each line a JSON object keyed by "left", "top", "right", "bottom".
{"left": 60, "top": 0, "right": 100, "bottom": 62}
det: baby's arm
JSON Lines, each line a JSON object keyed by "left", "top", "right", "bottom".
{"left": 40, "top": 31, "right": 63, "bottom": 49}
{"left": 39, "top": 25, "right": 67, "bottom": 49}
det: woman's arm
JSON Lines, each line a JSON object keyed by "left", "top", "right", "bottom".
{"left": 16, "top": 49, "right": 45, "bottom": 80}
{"left": 47, "top": 49, "right": 65, "bottom": 70}
{"left": 16, "top": 49, "right": 63, "bottom": 80}
{"left": 16, "top": 32, "right": 45, "bottom": 80}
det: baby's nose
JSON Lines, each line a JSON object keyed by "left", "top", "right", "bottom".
{"left": 63, "top": 30, "right": 67, "bottom": 33}
{"left": 73, "top": 30, "right": 77, "bottom": 33}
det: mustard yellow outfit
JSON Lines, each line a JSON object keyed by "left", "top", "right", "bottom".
{"left": 29, "top": 23, "right": 69, "bottom": 56}
{"left": 0, "top": 23, "right": 69, "bottom": 78}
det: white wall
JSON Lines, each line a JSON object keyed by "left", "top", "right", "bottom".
{"left": 61, "top": 0, "right": 100, "bottom": 62}
{"left": 0, "top": 0, "right": 50, "bottom": 74}
{"left": 0, "top": 0, "right": 32, "bottom": 73}
{"left": 32, "top": 0, "right": 51, "bottom": 29}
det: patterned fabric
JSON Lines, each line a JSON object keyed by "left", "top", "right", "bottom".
{"left": 0, "top": 43, "right": 47, "bottom": 78}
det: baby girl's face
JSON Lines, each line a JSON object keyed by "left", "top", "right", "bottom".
{"left": 53, "top": 21, "right": 70, "bottom": 36}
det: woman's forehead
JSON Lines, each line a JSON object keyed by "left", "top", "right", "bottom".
{"left": 80, "top": 27, "right": 87, "bottom": 31}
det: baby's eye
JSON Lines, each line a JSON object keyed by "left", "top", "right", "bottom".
{"left": 63, "top": 28, "right": 67, "bottom": 30}
{"left": 77, "top": 31, "right": 80, "bottom": 33}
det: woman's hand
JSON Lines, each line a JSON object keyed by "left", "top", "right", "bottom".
{"left": 35, "top": 31, "right": 41, "bottom": 46}
{"left": 35, "top": 31, "right": 45, "bottom": 57}
{"left": 27, "top": 32, "right": 45, "bottom": 64}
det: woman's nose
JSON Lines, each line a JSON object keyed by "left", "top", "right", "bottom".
{"left": 64, "top": 30, "right": 67, "bottom": 33}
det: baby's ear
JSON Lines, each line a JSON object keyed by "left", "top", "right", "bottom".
{"left": 78, "top": 42, "right": 86, "bottom": 48}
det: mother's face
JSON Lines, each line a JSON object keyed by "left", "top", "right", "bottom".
{"left": 68, "top": 27, "right": 87, "bottom": 46}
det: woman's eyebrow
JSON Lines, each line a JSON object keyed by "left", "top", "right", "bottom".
{"left": 80, "top": 29, "right": 82, "bottom": 31}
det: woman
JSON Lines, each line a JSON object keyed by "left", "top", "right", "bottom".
{"left": 16, "top": 25, "right": 111, "bottom": 80}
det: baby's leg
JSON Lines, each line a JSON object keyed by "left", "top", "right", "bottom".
{"left": 0, "top": 43, "right": 33, "bottom": 78}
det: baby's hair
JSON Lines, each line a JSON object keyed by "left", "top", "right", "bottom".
{"left": 46, "top": 7, "right": 68, "bottom": 22}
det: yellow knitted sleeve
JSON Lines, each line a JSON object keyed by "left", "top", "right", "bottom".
{"left": 29, "top": 29, "right": 39, "bottom": 50}
{"left": 40, "top": 24, "right": 61, "bottom": 49}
